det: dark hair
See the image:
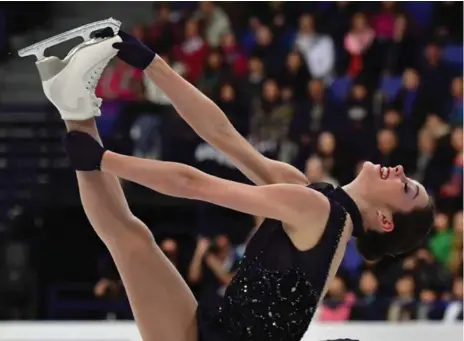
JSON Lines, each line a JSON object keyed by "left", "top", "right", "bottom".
{"left": 356, "top": 198, "right": 435, "bottom": 261}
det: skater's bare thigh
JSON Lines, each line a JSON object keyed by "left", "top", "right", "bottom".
{"left": 108, "top": 222, "right": 198, "bottom": 341}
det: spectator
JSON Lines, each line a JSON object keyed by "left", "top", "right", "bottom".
{"left": 414, "top": 247, "right": 453, "bottom": 295}
{"left": 96, "top": 59, "right": 144, "bottom": 101}
{"left": 188, "top": 236, "right": 238, "bottom": 306}
{"left": 373, "top": 129, "right": 404, "bottom": 167}
{"left": 174, "top": 19, "right": 209, "bottom": 82}
{"left": 160, "top": 238, "right": 179, "bottom": 268}
{"left": 443, "top": 277, "right": 463, "bottom": 321}
{"left": 411, "top": 129, "right": 442, "bottom": 192}
{"left": 446, "top": 77, "right": 463, "bottom": 127}
{"left": 382, "top": 107, "right": 401, "bottom": 130}
{"left": 304, "top": 155, "right": 339, "bottom": 186}
{"left": 422, "top": 114, "right": 454, "bottom": 171}
{"left": 420, "top": 42, "right": 454, "bottom": 111}
{"left": 216, "top": 83, "right": 248, "bottom": 135}
{"left": 320, "top": 276, "right": 355, "bottom": 322}
{"left": 290, "top": 79, "right": 339, "bottom": 163}
{"left": 344, "top": 13, "right": 376, "bottom": 78}
{"left": 371, "top": 2, "right": 398, "bottom": 40}
{"left": 250, "top": 25, "right": 282, "bottom": 72}
{"left": 249, "top": 79, "right": 294, "bottom": 154}
{"left": 388, "top": 275, "right": 416, "bottom": 321}
{"left": 94, "top": 257, "right": 124, "bottom": 320}
{"left": 376, "top": 255, "right": 416, "bottom": 296}
{"left": 451, "top": 211, "right": 463, "bottom": 246}
{"left": 197, "top": 50, "right": 229, "bottom": 97}
{"left": 423, "top": 113, "right": 451, "bottom": 142}
{"left": 439, "top": 127, "right": 463, "bottom": 212}
{"left": 382, "top": 108, "right": 411, "bottom": 156}
{"left": 188, "top": 238, "right": 210, "bottom": 298}
{"left": 322, "top": 1, "right": 355, "bottom": 45}
{"left": 344, "top": 81, "right": 375, "bottom": 159}
{"left": 242, "top": 56, "right": 266, "bottom": 104}
{"left": 383, "top": 14, "right": 418, "bottom": 74}
{"left": 240, "top": 14, "right": 265, "bottom": 53}
{"left": 219, "top": 32, "right": 248, "bottom": 77}
{"left": 195, "top": 1, "right": 231, "bottom": 48}
{"left": 144, "top": 3, "right": 180, "bottom": 54}
{"left": 280, "top": 85, "right": 295, "bottom": 106}
{"left": 417, "top": 288, "right": 443, "bottom": 320}
{"left": 393, "top": 69, "right": 428, "bottom": 135}
{"left": 448, "top": 213, "right": 463, "bottom": 278}
{"left": 245, "top": 2, "right": 297, "bottom": 35}
{"left": 316, "top": 132, "right": 337, "bottom": 174}
{"left": 204, "top": 235, "right": 238, "bottom": 291}
{"left": 428, "top": 213, "right": 453, "bottom": 266}
{"left": 321, "top": 2, "right": 357, "bottom": 75}
{"left": 278, "top": 51, "right": 310, "bottom": 100}
{"left": 294, "top": 14, "right": 335, "bottom": 82}
{"left": 350, "top": 271, "right": 386, "bottom": 320}
{"left": 433, "top": 1, "right": 464, "bottom": 43}
{"left": 266, "top": 1, "right": 293, "bottom": 40}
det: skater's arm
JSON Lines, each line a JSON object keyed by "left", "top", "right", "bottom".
{"left": 144, "top": 57, "right": 308, "bottom": 186}
{"left": 101, "top": 152, "right": 328, "bottom": 229}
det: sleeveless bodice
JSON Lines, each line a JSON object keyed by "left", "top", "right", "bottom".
{"left": 197, "top": 183, "right": 364, "bottom": 341}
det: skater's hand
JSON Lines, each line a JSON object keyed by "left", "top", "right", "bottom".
{"left": 112, "top": 30, "right": 156, "bottom": 70}
{"left": 63, "top": 131, "right": 106, "bottom": 171}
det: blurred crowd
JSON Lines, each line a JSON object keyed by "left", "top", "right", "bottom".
{"left": 1, "top": 1, "right": 463, "bottom": 323}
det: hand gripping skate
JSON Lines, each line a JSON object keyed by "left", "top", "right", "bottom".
{"left": 17, "top": 18, "right": 122, "bottom": 120}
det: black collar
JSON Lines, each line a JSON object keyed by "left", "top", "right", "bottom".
{"left": 333, "top": 186, "right": 365, "bottom": 238}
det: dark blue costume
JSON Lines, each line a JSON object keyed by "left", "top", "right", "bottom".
{"left": 197, "top": 183, "right": 365, "bottom": 341}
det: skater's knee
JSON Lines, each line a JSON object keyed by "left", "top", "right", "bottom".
{"left": 102, "top": 216, "right": 156, "bottom": 251}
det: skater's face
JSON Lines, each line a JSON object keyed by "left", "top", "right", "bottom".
{"left": 355, "top": 161, "right": 429, "bottom": 233}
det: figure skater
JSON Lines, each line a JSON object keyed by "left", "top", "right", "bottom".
{"left": 39, "top": 30, "right": 433, "bottom": 341}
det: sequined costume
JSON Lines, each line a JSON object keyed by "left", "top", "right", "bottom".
{"left": 197, "top": 182, "right": 365, "bottom": 341}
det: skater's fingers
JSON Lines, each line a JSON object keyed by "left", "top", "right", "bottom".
{"left": 117, "top": 30, "right": 133, "bottom": 41}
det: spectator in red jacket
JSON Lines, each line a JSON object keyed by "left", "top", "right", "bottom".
{"left": 219, "top": 31, "right": 248, "bottom": 77}
{"left": 144, "top": 2, "right": 181, "bottom": 54}
{"left": 344, "top": 13, "right": 376, "bottom": 77}
{"left": 174, "top": 19, "right": 209, "bottom": 82}
{"left": 96, "top": 59, "right": 143, "bottom": 101}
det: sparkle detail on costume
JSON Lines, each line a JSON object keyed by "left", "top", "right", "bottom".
{"left": 213, "top": 254, "right": 320, "bottom": 340}
{"left": 197, "top": 182, "right": 364, "bottom": 341}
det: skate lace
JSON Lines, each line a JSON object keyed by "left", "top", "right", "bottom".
{"left": 86, "top": 58, "right": 112, "bottom": 114}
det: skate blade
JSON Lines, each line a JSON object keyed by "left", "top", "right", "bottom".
{"left": 18, "top": 17, "right": 121, "bottom": 61}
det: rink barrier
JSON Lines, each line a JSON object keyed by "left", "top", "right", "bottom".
{"left": 0, "top": 321, "right": 462, "bottom": 341}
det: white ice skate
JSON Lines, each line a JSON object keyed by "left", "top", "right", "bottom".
{"left": 18, "top": 18, "right": 122, "bottom": 120}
